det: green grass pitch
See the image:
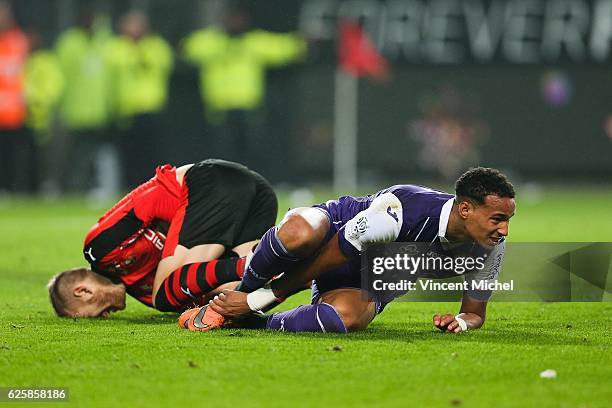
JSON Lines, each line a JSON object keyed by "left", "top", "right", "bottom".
{"left": 1, "top": 187, "right": 611, "bottom": 407}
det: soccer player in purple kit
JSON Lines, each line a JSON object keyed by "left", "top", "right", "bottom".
{"left": 181, "top": 167, "right": 515, "bottom": 334}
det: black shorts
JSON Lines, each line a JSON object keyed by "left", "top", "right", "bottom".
{"left": 167, "top": 159, "right": 278, "bottom": 252}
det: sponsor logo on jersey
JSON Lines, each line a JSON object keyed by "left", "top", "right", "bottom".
{"left": 144, "top": 229, "right": 164, "bottom": 251}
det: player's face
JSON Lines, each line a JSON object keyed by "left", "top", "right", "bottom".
{"left": 464, "top": 195, "right": 516, "bottom": 249}
{"left": 69, "top": 272, "right": 127, "bottom": 318}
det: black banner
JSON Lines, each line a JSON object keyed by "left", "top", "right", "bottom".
{"left": 361, "top": 242, "right": 612, "bottom": 301}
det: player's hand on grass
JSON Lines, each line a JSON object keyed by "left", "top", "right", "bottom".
{"left": 209, "top": 289, "right": 251, "bottom": 317}
{"left": 433, "top": 313, "right": 465, "bottom": 333}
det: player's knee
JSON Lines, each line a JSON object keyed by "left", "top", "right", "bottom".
{"left": 333, "top": 304, "right": 371, "bottom": 332}
{"left": 277, "top": 211, "right": 328, "bottom": 256}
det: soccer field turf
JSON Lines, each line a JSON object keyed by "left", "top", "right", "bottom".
{"left": 1, "top": 187, "right": 611, "bottom": 407}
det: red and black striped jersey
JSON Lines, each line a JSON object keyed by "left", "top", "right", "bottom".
{"left": 83, "top": 165, "right": 183, "bottom": 307}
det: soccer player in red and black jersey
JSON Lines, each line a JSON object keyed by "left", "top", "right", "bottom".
{"left": 48, "top": 159, "right": 278, "bottom": 318}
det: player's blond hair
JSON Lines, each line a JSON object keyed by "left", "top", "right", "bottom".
{"left": 48, "top": 268, "right": 90, "bottom": 317}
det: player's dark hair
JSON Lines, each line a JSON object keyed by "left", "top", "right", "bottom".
{"left": 455, "top": 167, "right": 515, "bottom": 205}
{"left": 48, "top": 268, "right": 90, "bottom": 317}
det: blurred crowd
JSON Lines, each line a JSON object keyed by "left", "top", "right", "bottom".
{"left": 0, "top": 0, "right": 305, "bottom": 198}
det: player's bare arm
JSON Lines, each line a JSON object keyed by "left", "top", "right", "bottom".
{"left": 209, "top": 234, "right": 348, "bottom": 316}
{"left": 272, "top": 234, "right": 349, "bottom": 298}
{"left": 209, "top": 208, "right": 340, "bottom": 316}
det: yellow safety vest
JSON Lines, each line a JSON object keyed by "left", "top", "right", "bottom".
{"left": 55, "top": 27, "right": 112, "bottom": 130}
{"left": 105, "top": 34, "right": 173, "bottom": 119}
{"left": 24, "top": 49, "right": 64, "bottom": 136}
{"left": 182, "top": 28, "right": 305, "bottom": 112}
